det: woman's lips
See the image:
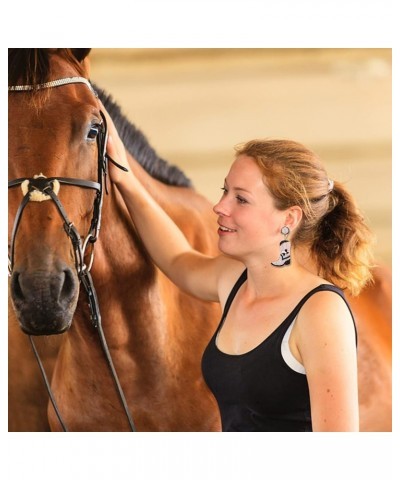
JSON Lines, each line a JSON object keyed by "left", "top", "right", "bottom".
{"left": 217, "top": 224, "right": 237, "bottom": 235}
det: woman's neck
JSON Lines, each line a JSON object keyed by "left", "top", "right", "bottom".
{"left": 243, "top": 247, "right": 319, "bottom": 300}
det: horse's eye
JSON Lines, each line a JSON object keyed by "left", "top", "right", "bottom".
{"left": 87, "top": 124, "right": 100, "bottom": 140}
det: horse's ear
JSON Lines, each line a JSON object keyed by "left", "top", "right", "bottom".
{"left": 71, "top": 49, "right": 91, "bottom": 62}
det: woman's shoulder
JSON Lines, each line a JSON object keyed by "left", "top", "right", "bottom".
{"left": 296, "top": 274, "right": 350, "bottom": 316}
{"left": 294, "top": 281, "right": 355, "bottom": 348}
{"left": 299, "top": 284, "right": 348, "bottom": 313}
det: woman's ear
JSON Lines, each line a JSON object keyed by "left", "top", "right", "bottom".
{"left": 284, "top": 206, "right": 303, "bottom": 232}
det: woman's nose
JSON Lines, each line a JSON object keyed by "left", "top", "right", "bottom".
{"left": 213, "top": 197, "right": 230, "bottom": 216}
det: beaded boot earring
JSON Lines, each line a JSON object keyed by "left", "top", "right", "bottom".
{"left": 271, "top": 226, "right": 291, "bottom": 267}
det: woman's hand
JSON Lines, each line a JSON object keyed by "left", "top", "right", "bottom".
{"left": 99, "top": 101, "right": 131, "bottom": 186}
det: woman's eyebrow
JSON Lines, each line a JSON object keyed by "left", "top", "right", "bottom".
{"left": 224, "top": 179, "right": 252, "bottom": 194}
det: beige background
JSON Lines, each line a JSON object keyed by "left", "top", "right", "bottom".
{"left": 90, "top": 48, "right": 391, "bottom": 266}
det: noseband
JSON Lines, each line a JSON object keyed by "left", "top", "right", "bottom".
{"left": 8, "top": 77, "right": 135, "bottom": 431}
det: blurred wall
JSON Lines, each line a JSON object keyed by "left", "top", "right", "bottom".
{"left": 90, "top": 48, "right": 391, "bottom": 266}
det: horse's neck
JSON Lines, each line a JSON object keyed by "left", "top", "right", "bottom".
{"left": 81, "top": 154, "right": 216, "bottom": 338}
{"left": 98, "top": 154, "right": 183, "bottom": 273}
{"left": 56, "top": 154, "right": 222, "bottom": 423}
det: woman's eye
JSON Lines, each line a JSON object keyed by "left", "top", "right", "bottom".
{"left": 87, "top": 124, "right": 100, "bottom": 140}
{"left": 220, "top": 187, "right": 228, "bottom": 194}
{"left": 236, "top": 196, "right": 247, "bottom": 204}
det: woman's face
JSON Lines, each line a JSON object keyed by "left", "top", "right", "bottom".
{"left": 213, "top": 154, "right": 285, "bottom": 261}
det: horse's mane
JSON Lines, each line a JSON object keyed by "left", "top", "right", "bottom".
{"left": 96, "top": 88, "right": 192, "bottom": 187}
{"left": 8, "top": 48, "right": 192, "bottom": 188}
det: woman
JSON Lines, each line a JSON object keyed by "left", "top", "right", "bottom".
{"left": 103, "top": 107, "right": 374, "bottom": 432}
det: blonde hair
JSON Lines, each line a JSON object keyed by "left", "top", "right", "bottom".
{"left": 235, "top": 139, "right": 374, "bottom": 296}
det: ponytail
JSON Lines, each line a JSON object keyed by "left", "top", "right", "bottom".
{"left": 312, "top": 181, "right": 374, "bottom": 296}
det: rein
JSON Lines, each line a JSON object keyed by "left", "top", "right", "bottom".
{"left": 8, "top": 77, "right": 136, "bottom": 432}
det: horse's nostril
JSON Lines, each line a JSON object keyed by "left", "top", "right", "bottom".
{"left": 59, "top": 268, "right": 76, "bottom": 304}
{"left": 11, "top": 272, "right": 24, "bottom": 301}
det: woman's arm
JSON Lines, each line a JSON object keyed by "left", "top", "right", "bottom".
{"left": 295, "top": 291, "right": 359, "bottom": 431}
{"left": 102, "top": 106, "right": 239, "bottom": 302}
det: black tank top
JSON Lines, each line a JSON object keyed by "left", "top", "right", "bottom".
{"left": 201, "top": 270, "right": 356, "bottom": 432}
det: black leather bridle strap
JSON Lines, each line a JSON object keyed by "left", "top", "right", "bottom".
{"left": 79, "top": 269, "right": 136, "bottom": 431}
{"left": 29, "top": 336, "right": 68, "bottom": 432}
{"left": 8, "top": 177, "right": 93, "bottom": 275}
{"left": 45, "top": 188, "right": 86, "bottom": 273}
{"left": 8, "top": 177, "right": 101, "bottom": 191}
{"left": 9, "top": 192, "right": 31, "bottom": 272}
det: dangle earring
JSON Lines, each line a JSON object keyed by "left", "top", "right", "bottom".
{"left": 271, "top": 226, "right": 291, "bottom": 267}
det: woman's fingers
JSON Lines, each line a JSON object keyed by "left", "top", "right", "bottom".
{"left": 98, "top": 100, "right": 131, "bottom": 182}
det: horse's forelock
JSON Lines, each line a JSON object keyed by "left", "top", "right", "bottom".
{"left": 8, "top": 48, "right": 88, "bottom": 88}
{"left": 8, "top": 49, "right": 90, "bottom": 110}
{"left": 9, "top": 49, "right": 48, "bottom": 87}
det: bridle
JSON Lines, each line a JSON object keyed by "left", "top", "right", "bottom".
{"left": 8, "top": 77, "right": 136, "bottom": 431}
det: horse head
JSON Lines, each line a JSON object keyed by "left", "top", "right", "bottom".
{"left": 8, "top": 48, "right": 104, "bottom": 335}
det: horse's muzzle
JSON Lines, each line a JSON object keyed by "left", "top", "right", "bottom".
{"left": 10, "top": 264, "right": 79, "bottom": 335}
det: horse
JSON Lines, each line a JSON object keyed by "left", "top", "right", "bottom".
{"left": 349, "top": 265, "right": 392, "bottom": 431}
{"left": 8, "top": 48, "right": 391, "bottom": 431}
{"left": 8, "top": 48, "right": 221, "bottom": 432}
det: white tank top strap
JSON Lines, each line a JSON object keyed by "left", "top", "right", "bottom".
{"left": 281, "top": 316, "right": 306, "bottom": 375}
